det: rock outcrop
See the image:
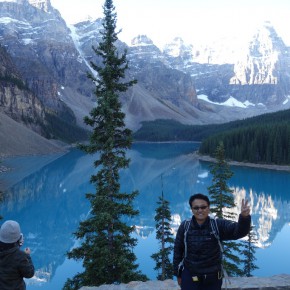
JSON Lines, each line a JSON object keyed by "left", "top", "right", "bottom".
{"left": 78, "top": 275, "right": 290, "bottom": 290}
{"left": 0, "top": 45, "right": 45, "bottom": 134}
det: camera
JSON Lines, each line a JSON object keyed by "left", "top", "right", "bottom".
{"left": 18, "top": 233, "right": 24, "bottom": 246}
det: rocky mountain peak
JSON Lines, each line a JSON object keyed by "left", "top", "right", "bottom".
{"left": 1, "top": 3, "right": 290, "bottom": 140}
{"left": 163, "top": 37, "right": 193, "bottom": 58}
{"left": 0, "top": 0, "right": 26, "bottom": 3}
{"left": 131, "top": 34, "right": 154, "bottom": 47}
{"left": 0, "top": 0, "right": 93, "bottom": 129}
{"left": 0, "top": 0, "right": 52, "bottom": 11}
{"left": 128, "top": 34, "right": 162, "bottom": 63}
{"left": 229, "top": 22, "right": 287, "bottom": 87}
{"left": 162, "top": 37, "right": 194, "bottom": 68}
{"left": 249, "top": 21, "right": 286, "bottom": 58}
{"left": 28, "top": 0, "right": 51, "bottom": 12}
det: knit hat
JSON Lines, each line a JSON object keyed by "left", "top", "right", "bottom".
{"left": 0, "top": 220, "right": 21, "bottom": 243}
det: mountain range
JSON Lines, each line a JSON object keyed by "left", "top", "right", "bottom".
{"left": 0, "top": 0, "right": 290, "bottom": 156}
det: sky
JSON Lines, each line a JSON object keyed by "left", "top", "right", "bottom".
{"left": 50, "top": 0, "right": 290, "bottom": 48}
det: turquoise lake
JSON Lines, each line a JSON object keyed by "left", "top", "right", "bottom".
{"left": 1, "top": 142, "right": 290, "bottom": 290}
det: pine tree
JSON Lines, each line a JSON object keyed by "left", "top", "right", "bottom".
{"left": 208, "top": 141, "right": 235, "bottom": 219}
{"left": 0, "top": 192, "right": 2, "bottom": 220}
{"left": 151, "top": 175, "right": 174, "bottom": 280}
{"left": 0, "top": 190, "right": 2, "bottom": 220}
{"left": 0, "top": 162, "right": 3, "bottom": 220}
{"left": 242, "top": 225, "right": 259, "bottom": 277}
{"left": 63, "top": 1, "right": 147, "bottom": 289}
{"left": 208, "top": 141, "right": 243, "bottom": 276}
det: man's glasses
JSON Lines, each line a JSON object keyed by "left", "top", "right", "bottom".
{"left": 192, "top": 206, "right": 208, "bottom": 211}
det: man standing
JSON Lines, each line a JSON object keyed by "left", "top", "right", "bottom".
{"left": 173, "top": 193, "right": 251, "bottom": 290}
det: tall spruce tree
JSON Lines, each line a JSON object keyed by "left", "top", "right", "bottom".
{"left": 208, "top": 141, "right": 243, "bottom": 276}
{"left": 0, "top": 191, "right": 2, "bottom": 219}
{"left": 0, "top": 192, "right": 2, "bottom": 220}
{"left": 63, "top": 1, "right": 147, "bottom": 289}
{"left": 151, "top": 175, "right": 174, "bottom": 280}
{"left": 0, "top": 162, "right": 3, "bottom": 220}
{"left": 242, "top": 225, "right": 259, "bottom": 277}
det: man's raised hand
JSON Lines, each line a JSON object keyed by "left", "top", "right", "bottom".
{"left": 241, "top": 199, "right": 250, "bottom": 217}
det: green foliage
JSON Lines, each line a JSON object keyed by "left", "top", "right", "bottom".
{"left": 0, "top": 171, "right": 2, "bottom": 220}
{"left": 241, "top": 225, "right": 259, "bottom": 277}
{"left": 44, "top": 111, "right": 89, "bottom": 143}
{"left": 151, "top": 176, "right": 174, "bottom": 280}
{"left": 0, "top": 74, "right": 29, "bottom": 91}
{"left": 222, "top": 241, "right": 244, "bottom": 277}
{"left": 199, "top": 110, "right": 290, "bottom": 165}
{"left": 208, "top": 142, "right": 243, "bottom": 276}
{"left": 135, "top": 110, "right": 290, "bottom": 165}
{"left": 63, "top": 1, "right": 146, "bottom": 289}
{"left": 133, "top": 119, "right": 219, "bottom": 141}
{"left": 208, "top": 142, "right": 235, "bottom": 219}
{"left": 0, "top": 161, "right": 3, "bottom": 220}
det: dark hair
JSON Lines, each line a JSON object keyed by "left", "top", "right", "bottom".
{"left": 189, "top": 193, "right": 210, "bottom": 208}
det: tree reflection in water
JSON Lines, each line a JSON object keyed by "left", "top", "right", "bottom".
{"left": 0, "top": 142, "right": 290, "bottom": 289}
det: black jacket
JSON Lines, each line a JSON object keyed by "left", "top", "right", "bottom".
{"left": 0, "top": 243, "right": 35, "bottom": 290}
{"left": 173, "top": 214, "right": 251, "bottom": 276}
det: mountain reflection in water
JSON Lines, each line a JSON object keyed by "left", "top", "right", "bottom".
{"left": 1, "top": 142, "right": 290, "bottom": 290}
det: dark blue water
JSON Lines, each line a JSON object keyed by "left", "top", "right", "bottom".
{"left": 1, "top": 142, "right": 290, "bottom": 289}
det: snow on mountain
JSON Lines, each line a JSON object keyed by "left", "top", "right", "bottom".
{"left": 161, "top": 21, "right": 287, "bottom": 67}
{"left": 283, "top": 95, "right": 290, "bottom": 105}
{"left": 163, "top": 37, "right": 193, "bottom": 58}
{"left": 67, "top": 23, "right": 95, "bottom": 75}
{"left": 0, "top": 0, "right": 21, "bottom": 2}
{"left": 131, "top": 34, "right": 154, "bottom": 47}
{"left": 1, "top": 0, "right": 290, "bottom": 134}
{"left": 197, "top": 94, "right": 256, "bottom": 108}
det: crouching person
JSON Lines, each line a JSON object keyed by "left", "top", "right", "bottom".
{"left": 0, "top": 220, "right": 35, "bottom": 290}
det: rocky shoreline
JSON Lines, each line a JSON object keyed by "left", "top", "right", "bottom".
{"left": 196, "top": 153, "right": 290, "bottom": 172}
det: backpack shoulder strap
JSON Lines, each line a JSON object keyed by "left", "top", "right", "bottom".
{"left": 183, "top": 218, "right": 191, "bottom": 258}
{"left": 210, "top": 216, "right": 220, "bottom": 241}
{"left": 210, "top": 216, "right": 231, "bottom": 286}
{"left": 177, "top": 219, "right": 191, "bottom": 273}
{"left": 210, "top": 216, "right": 223, "bottom": 252}
{"left": 184, "top": 218, "right": 191, "bottom": 233}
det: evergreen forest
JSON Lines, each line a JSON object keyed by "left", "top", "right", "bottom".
{"left": 199, "top": 114, "right": 290, "bottom": 165}
{"left": 134, "top": 109, "right": 290, "bottom": 165}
